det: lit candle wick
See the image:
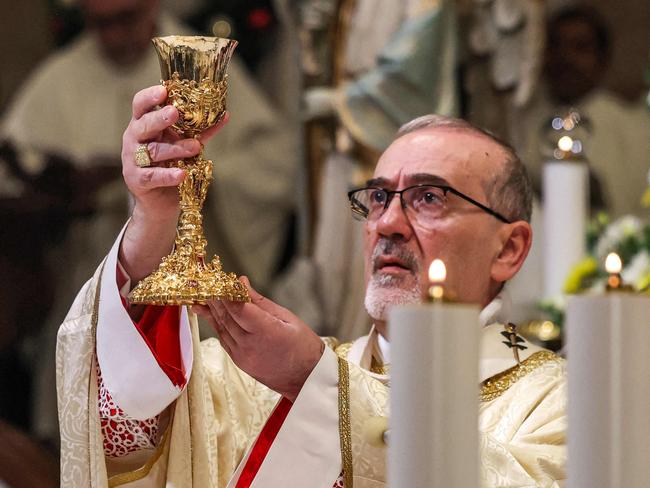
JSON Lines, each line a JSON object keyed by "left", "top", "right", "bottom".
{"left": 428, "top": 259, "right": 446, "bottom": 302}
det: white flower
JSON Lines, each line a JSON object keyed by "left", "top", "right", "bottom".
{"left": 539, "top": 294, "right": 567, "bottom": 310}
{"left": 621, "top": 250, "right": 650, "bottom": 288}
{"left": 595, "top": 215, "right": 644, "bottom": 261}
{"left": 588, "top": 278, "right": 607, "bottom": 294}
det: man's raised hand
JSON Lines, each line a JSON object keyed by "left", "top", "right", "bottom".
{"left": 119, "top": 85, "right": 229, "bottom": 284}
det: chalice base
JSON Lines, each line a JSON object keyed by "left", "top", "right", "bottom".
{"left": 129, "top": 251, "right": 250, "bottom": 306}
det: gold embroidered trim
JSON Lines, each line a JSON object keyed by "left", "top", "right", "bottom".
{"left": 338, "top": 357, "right": 354, "bottom": 488}
{"left": 335, "top": 342, "right": 353, "bottom": 359}
{"left": 88, "top": 262, "right": 105, "bottom": 485}
{"left": 322, "top": 336, "right": 340, "bottom": 351}
{"left": 370, "top": 356, "right": 390, "bottom": 376}
{"left": 88, "top": 262, "right": 170, "bottom": 487}
{"left": 480, "top": 350, "right": 559, "bottom": 402}
{"left": 108, "top": 429, "right": 169, "bottom": 487}
{"left": 335, "top": 342, "right": 389, "bottom": 375}
{"left": 90, "top": 262, "right": 104, "bottom": 338}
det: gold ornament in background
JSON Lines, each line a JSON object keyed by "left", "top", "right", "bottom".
{"left": 129, "top": 35, "right": 249, "bottom": 305}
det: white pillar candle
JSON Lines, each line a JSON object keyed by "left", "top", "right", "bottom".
{"left": 566, "top": 293, "right": 650, "bottom": 488}
{"left": 388, "top": 302, "right": 480, "bottom": 488}
{"left": 542, "top": 161, "right": 589, "bottom": 297}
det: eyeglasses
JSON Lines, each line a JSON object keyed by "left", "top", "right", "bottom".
{"left": 347, "top": 184, "right": 511, "bottom": 225}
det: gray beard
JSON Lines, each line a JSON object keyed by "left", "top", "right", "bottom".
{"left": 364, "top": 237, "right": 422, "bottom": 321}
{"left": 364, "top": 274, "right": 422, "bottom": 321}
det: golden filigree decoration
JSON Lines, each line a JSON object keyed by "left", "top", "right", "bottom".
{"left": 164, "top": 72, "right": 227, "bottom": 137}
{"left": 480, "top": 350, "right": 560, "bottom": 402}
{"left": 338, "top": 357, "right": 354, "bottom": 488}
{"left": 335, "top": 342, "right": 353, "bottom": 360}
{"left": 335, "top": 342, "right": 389, "bottom": 375}
{"left": 369, "top": 356, "right": 390, "bottom": 376}
{"left": 129, "top": 36, "right": 248, "bottom": 305}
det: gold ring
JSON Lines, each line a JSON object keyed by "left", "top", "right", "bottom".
{"left": 134, "top": 144, "right": 152, "bottom": 168}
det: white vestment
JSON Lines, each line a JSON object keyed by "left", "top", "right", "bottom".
{"left": 57, "top": 227, "right": 566, "bottom": 487}
{"left": 3, "top": 12, "right": 298, "bottom": 440}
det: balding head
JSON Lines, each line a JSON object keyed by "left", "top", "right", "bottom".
{"left": 396, "top": 115, "right": 533, "bottom": 223}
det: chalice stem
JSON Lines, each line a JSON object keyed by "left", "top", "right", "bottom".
{"left": 128, "top": 35, "right": 248, "bottom": 305}
{"left": 175, "top": 153, "right": 212, "bottom": 264}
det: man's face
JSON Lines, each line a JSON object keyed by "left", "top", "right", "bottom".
{"left": 82, "top": 0, "right": 159, "bottom": 67}
{"left": 363, "top": 128, "right": 508, "bottom": 323}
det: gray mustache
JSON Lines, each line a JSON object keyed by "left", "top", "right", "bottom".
{"left": 371, "top": 238, "right": 419, "bottom": 273}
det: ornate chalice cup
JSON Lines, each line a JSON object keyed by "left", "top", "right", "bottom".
{"left": 129, "top": 36, "right": 249, "bottom": 305}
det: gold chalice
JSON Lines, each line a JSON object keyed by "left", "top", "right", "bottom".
{"left": 129, "top": 36, "right": 249, "bottom": 305}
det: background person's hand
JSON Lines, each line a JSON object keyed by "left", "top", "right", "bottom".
{"left": 192, "top": 277, "right": 325, "bottom": 402}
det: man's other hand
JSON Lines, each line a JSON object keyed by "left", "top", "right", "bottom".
{"left": 192, "top": 277, "right": 326, "bottom": 402}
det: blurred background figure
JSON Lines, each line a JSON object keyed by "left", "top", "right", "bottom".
{"left": 267, "top": 0, "right": 459, "bottom": 342}
{"left": 0, "top": 0, "right": 298, "bottom": 472}
{"left": 519, "top": 4, "right": 650, "bottom": 217}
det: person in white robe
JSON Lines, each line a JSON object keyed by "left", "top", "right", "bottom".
{"left": 519, "top": 5, "right": 650, "bottom": 218}
{"left": 2, "top": 0, "right": 298, "bottom": 442}
{"left": 57, "top": 91, "right": 566, "bottom": 487}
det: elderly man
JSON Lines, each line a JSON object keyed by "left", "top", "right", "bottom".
{"left": 57, "top": 86, "right": 566, "bottom": 487}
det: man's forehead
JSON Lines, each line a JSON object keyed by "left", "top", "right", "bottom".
{"left": 372, "top": 127, "right": 503, "bottom": 187}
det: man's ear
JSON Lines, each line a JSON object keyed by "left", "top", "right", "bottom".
{"left": 490, "top": 221, "right": 533, "bottom": 283}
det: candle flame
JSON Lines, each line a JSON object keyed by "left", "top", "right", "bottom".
{"left": 428, "top": 259, "right": 446, "bottom": 283}
{"left": 605, "top": 252, "right": 622, "bottom": 274}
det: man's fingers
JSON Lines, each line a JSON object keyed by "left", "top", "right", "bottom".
{"left": 221, "top": 296, "right": 286, "bottom": 335}
{"left": 197, "top": 112, "right": 230, "bottom": 144}
{"left": 132, "top": 106, "right": 179, "bottom": 141}
{"left": 132, "top": 85, "right": 167, "bottom": 119}
{"left": 191, "top": 305, "right": 236, "bottom": 354}
{"left": 146, "top": 139, "right": 201, "bottom": 163}
{"left": 191, "top": 304, "right": 211, "bottom": 319}
{"left": 237, "top": 276, "right": 296, "bottom": 323}
{"left": 132, "top": 167, "right": 186, "bottom": 191}
{"left": 213, "top": 320, "right": 237, "bottom": 356}
{"left": 207, "top": 301, "right": 249, "bottom": 342}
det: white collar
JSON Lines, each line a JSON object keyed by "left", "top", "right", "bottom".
{"left": 348, "top": 290, "right": 546, "bottom": 382}
{"left": 479, "top": 290, "right": 512, "bottom": 327}
{"left": 377, "top": 332, "right": 390, "bottom": 364}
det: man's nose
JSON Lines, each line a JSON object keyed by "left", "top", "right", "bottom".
{"left": 374, "top": 194, "right": 413, "bottom": 239}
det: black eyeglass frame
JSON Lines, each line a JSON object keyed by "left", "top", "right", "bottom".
{"left": 347, "top": 184, "right": 512, "bottom": 224}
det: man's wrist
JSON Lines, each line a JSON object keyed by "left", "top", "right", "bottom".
{"left": 283, "top": 340, "right": 326, "bottom": 403}
{"left": 119, "top": 207, "right": 178, "bottom": 284}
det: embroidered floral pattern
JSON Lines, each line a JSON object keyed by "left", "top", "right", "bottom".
{"left": 97, "top": 365, "right": 160, "bottom": 458}
{"left": 333, "top": 472, "right": 345, "bottom": 487}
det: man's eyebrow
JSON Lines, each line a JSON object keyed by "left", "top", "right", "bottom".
{"left": 407, "top": 173, "right": 451, "bottom": 186}
{"left": 365, "top": 174, "right": 451, "bottom": 188}
{"left": 365, "top": 177, "right": 389, "bottom": 187}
